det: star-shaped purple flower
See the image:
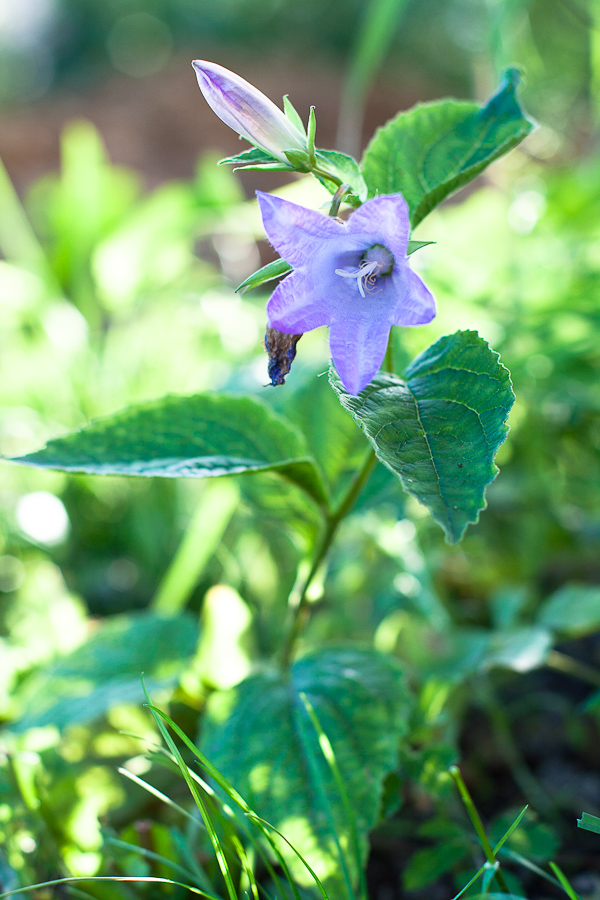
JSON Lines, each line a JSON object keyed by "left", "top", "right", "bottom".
{"left": 257, "top": 191, "right": 436, "bottom": 395}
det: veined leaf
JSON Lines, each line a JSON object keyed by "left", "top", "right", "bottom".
{"left": 202, "top": 647, "right": 410, "bottom": 899}
{"left": 332, "top": 331, "right": 514, "bottom": 543}
{"left": 362, "top": 69, "right": 534, "bottom": 227}
{"left": 11, "top": 393, "right": 328, "bottom": 507}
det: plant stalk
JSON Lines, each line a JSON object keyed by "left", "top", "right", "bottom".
{"left": 450, "top": 765, "right": 511, "bottom": 894}
{"left": 280, "top": 446, "right": 378, "bottom": 669}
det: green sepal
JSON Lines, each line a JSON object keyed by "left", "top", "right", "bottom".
{"left": 236, "top": 257, "right": 293, "bottom": 294}
{"left": 218, "top": 147, "right": 278, "bottom": 167}
{"left": 284, "top": 149, "right": 313, "bottom": 172}
{"left": 407, "top": 240, "right": 435, "bottom": 255}
{"left": 307, "top": 106, "right": 317, "bottom": 161}
{"left": 283, "top": 95, "right": 307, "bottom": 136}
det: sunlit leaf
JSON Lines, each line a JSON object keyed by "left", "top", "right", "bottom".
{"left": 202, "top": 647, "right": 410, "bottom": 898}
{"left": 362, "top": 69, "right": 534, "bottom": 227}
{"left": 332, "top": 331, "right": 514, "bottom": 543}
{"left": 11, "top": 393, "right": 328, "bottom": 508}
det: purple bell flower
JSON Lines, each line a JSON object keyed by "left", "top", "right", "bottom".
{"left": 257, "top": 191, "right": 436, "bottom": 395}
{"left": 192, "top": 60, "right": 307, "bottom": 164}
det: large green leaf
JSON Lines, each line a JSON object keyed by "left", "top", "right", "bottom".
{"left": 11, "top": 612, "right": 198, "bottom": 732}
{"left": 361, "top": 69, "right": 534, "bottom": 227}
{"left": 202, "top": 647, "right": 410, "bottom": 900}
{"left": 10, "top": 393, "right": 328, "bottom": 507}
{"left": 332, "top": 331, "right": 514, "bottom": 543}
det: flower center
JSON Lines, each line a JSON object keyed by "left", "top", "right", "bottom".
{"left": 362, "top": 244, "right": 394, "bottom": 275}
{"left": 335, "top": 244, "right": 394, "bottom": 298}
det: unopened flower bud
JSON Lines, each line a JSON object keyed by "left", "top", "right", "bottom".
{"left": 192, "top": 60, "right": 307, "bottom": 164}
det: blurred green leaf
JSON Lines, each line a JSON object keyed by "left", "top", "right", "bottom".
{"left": 202, "top": 647, "right": 410, "bottom": 897}
{"left": 11, "top": 393, "right": 328, "bottom": 508}
{"left": 536, "top": 584, "right": 600, "bottom": 637}
{"left": 362, "top": 69, "right": 534, "bottom": 227}
{"left": 404, "top": 826, "right": 469, "bottom": 890}
{"left": 11, "top": 612, "right": 198, "bottom": 731}
{"left": 332, "top": 331, "right": 514, "bottom": 543}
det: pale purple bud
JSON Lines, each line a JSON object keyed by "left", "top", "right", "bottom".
{"left": 192, "top": 60, "right": 307, "bottom": 164}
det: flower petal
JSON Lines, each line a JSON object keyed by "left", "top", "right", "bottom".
{"left": 346, "top": 194, "right": 410, "bottom": 259}
{"left": 267, "top": 273, "right": 331, "bottom": 333}
{"left": 257, "top": 192, "right": 345, "bottom": 267}
{"left": 392, "top": 267, "right": 436, "bottom": 326}
{"left": 329, "top": 311, "right": 392, "bottom": 395}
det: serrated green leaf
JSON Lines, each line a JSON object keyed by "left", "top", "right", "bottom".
{"left": 362, "top": 69, "right": 534, "bottom": 227}
{"left": 236, "top": 257, "right": 293, "bottom": 294}
{"left": 11, "top": 612, "right": 198, "bottom": 732}
{"left": 11, "top": 393, "right": 328, "bottom": 507}
{"left": 202, "top": 647, "right": 410, "bottom": 898}
{"left": 331, "top": 331, "right": 514, "bottom": 543}
{"left": 315, "top": 149, "right": 368, "bottom": 203}
{"left": 536, "top": 584, "right": 600, "bottom": 637}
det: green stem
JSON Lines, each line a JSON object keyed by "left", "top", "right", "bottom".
{"left": 336, "top": 0, "right": 411, "bottom": 157}
{"left": 150, "top": 481, "right": 238, "bottom": 616}
{"left": 384, "top": 339, "right": 394, "bottom": 374}
{"left": 449, "top": 765, "right": 511, "bottom": 894}
{"left": 311, "top": 166, "right": 343, "bottom": 189}
{"left": 280, "top": 447, "right": 378, "bottom": 669}
{"left": 546, "top": 650, "right": 600, "bottom": 687}
{"left": 329, "top": 183, "right": 352, "bottom": 217}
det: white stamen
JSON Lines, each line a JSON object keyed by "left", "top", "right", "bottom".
{"left": 335, "top": 260, "right": 381, "bottom": 298}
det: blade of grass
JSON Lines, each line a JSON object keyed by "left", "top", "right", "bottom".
{"left": 449, "top": 766, "right": 510, "bottom": 895}
{"left": 549, "top": 863, "right": 582, "bottom": 900}
{"left": 0, "top": 876, "right": 220, "bottom": 900}
{"left": 146, "top": 704, "right": 306, "bottom": 900}
{"left": 246, "top": 814, "right": 329, "bottom": 900}
{"left": 300, "top": 691, "right": 366, "bottom": 900}
{"left": 451, "top": 862, "right": 488, "bottom": 900}
{"left": 498, "top": 848, "right": 563, "bottom": 890}
{"left": 118, "top": 767, "right": 201, "bottom": 826}
{"left": 122, "top": 729, "right": 288, "bottom": 899}
{"left": 105, "top": 836, "right": 207, "bottom": 887}
{"left": 142, "top": 684, "right": 239, "bottom": 900}
{"left": 493, "top": 806, "right": 529, "bottom": 854}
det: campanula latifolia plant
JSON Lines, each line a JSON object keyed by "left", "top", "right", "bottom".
{"left": 7, "top": 59, "right": 536, "bottom": 898}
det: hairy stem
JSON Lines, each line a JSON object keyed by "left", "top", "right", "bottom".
{"left": 280, "top": 446, "right": 378, "bottom": 669}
